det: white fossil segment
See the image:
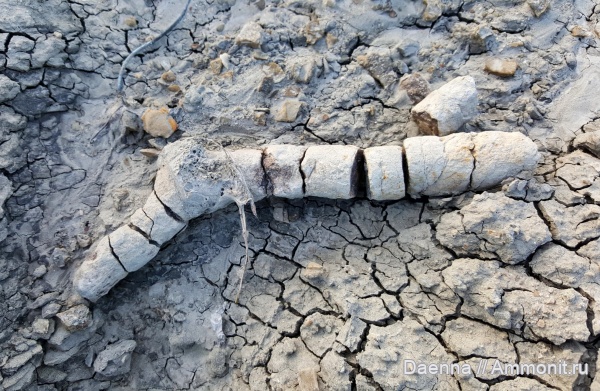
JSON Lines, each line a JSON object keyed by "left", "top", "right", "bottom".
{"left": 404, "top": 133, "right": 474, "bottom": 198}
{"left": 73, "top": 237, "right": 128, "bottom": 302}
{"left": 263, "top": 145, "right": 307, "bottom": 199}
{"left": 301, "top": 145, "right": 361, "bottom": 199}
{"left": 154, "top": 138, "right": 256, "bottom": 221}
{"left": 471, "top": 131, "right": 540, "bottom": 189}
{"left": 129, "top": 191, "right": 186, "bottom": 245}
{"left": 363, "top": 146, "right": 406, "bottom": 200}
{"left": 229, "top": 148, "right": 268, "bottom": 201}
{"left": 411, "top": 76, "right": 478, "bottom": 136}
{"left": 405, "top": 131, "right": 540, "bottom": 197}
{"left": 108, "top": 225, "right": 160, "bottom": 272}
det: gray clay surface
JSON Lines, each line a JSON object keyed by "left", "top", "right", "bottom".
{"left": 2, "top": 0, "right": 600, "bottom": 390}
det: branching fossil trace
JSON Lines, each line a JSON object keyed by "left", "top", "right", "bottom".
{"left": 73, "top": 131, "right": 539, "bottom": 302}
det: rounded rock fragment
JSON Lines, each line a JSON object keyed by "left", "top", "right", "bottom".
{"left": 411, "top": 76, "right": 478, "bottom": 136}
{"left": 301, "top": 145, "right": 361, "bottom": 199}
{"left": 141, "top": 107, "right": 178, "bottom": 138}
{"left": 363, "top": 146, "right": 405, "bottom": 200}
{"left": 263, "top": 145, "right": 307, "bottom": 199}
{"left": 73, "top": 237, "right": 128, "bottom": 302}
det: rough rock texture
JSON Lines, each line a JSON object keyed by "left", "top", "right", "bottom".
{"left": 301, "top": 145, "right": 361, "bottom": 199}
{"left": 363, "top": 146, "right": 406, "bottom": 200}
{"left": 93, "top": 340, "right": 137, "bottom": 378}
{"left": 405, "top": 131, "right": 539, "bottom": 197}
{"left": 263, "top": 145, "right": 307, "bottom": 199}
{"left": 411, "top": 76, "right": 478, "bottom": 136}
{"left": 73, "top": 237, "right": 128, "bottom": 302}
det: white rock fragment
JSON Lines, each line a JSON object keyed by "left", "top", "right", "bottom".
{"left": 129, "top": 192, "right": 186, "bottom": 246}
{"left": 363, "top": 146, "right": 405, "bottom": 200}
{"left": 411, "top": 76, "right": 478, "bottom": 136}
{"left": 404, "top": 133, "right": 474, "bottom": 197}
{"left": 471, "top": 131, "right": 540, "bottom": 189}
{"left": 73, "top": 237, "right": 128, "bottom": 302}
{"left": 263, "top": 145, "right": 307, "bottom": 199}
{"left": 573, "top": 130, "right": 600, "bottom": 158}
{"left": 235, "top": 22, "right": 264, "bottom": 49}
{"left": 108, "top": 225, "right": 160, "bottom": 272}
{"left": 230, "top": 148, "right": 268, "bottom": 201}
{"left": 93, "top": 340, "right": 137, "bottom": 378}
{"left": 301, "top": 145, "right": 361, "bottom": 199}
{"left": 0, "top": 74, "right": 20, "bottom": 103}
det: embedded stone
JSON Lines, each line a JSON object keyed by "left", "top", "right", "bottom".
{"left": 363, "top": 146, "right": 405, "bottom": 200}
{"left": 263, "top": 145, "right": 307, "bottom": 199}
{"left": 301, "top": 145, "right": 361, "bottom": 199}
{"left": 411, "top": 76, "right": 478, "bottom": 136}
{"left": 141, "top": 107, "right": 178, "bottom": 138}
{"left": 235, "top": 22, "right": 264, "bottom": 49}
{"left": 484, "top": 58, "right": 518, "bottom": 77}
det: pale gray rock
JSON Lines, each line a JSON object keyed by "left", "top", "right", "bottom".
{"left": 263, "top": 145, "right": 307, "bottom": 199}
{"left": 436, "top": 192, "right": 551, "bottom": 264}
{"left": 442, "top": 258, "right": 590, "bottom": 344}
{"left": 2, "top": 363, "right": 36, "bottom": 391}
{"left": 230, "top": 148, "right": 268, "bottom": 201}
{"left": 56, "top": 304, "right": 91, "bottom": 331}
{"left": 129, "top": 191, "right": 186, "bottom": 246}
{"left": 503, "top": 178, "right": 554, "bottom": 201}
{"left": 538, "top": 199, "right": 600, "bottom": 248}
{"left": 404, "top": 133, "right": 473, "bottom": 197}
{"left": 93, "top": 340, "right": 137, "bottom": 378}
{"left": 301, "top": 145, "right": 361, "bottom": 199}
{"left": 471, "top": 131, "right": 540, "bottom": 190}
{"left": 0, "top": 75, "right": 19, "bottom": 103}
{"left": 363, "top": 146, "right": 405, "bottom": 200}
{"left": 73, "top": 237, "right": 128, "bottom": 302}
{"left": 573, "top": 130, "right": 600, "bottom": 158}
{"left": 235, "top": 22, "right": 264, "bottom": 49}
{"left": 108, "top": 225, "right": 160, "bottom": 272}
{"left": 411, "top": 76, "right": 478, "bottom": 136}
{"left": 357, "top": 318, "right": 459, "bottom": 391}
